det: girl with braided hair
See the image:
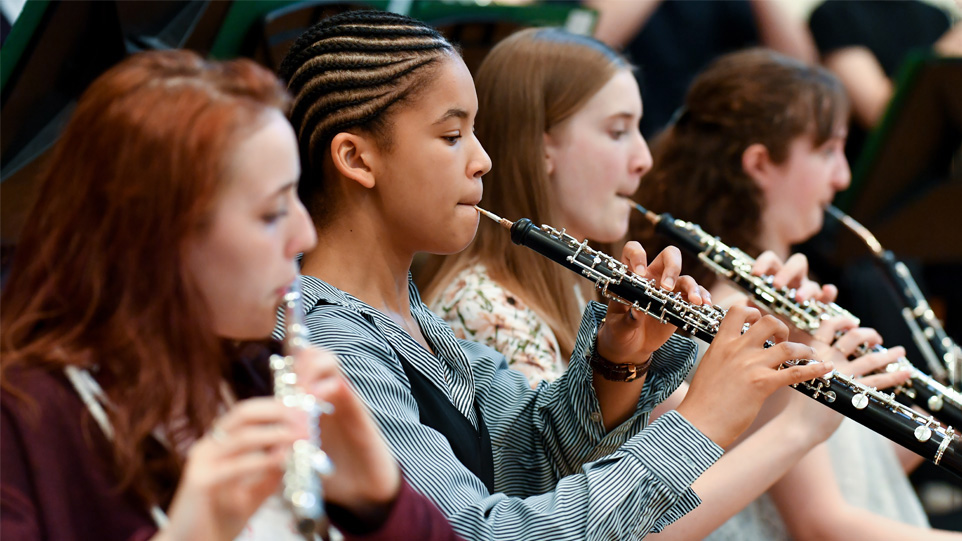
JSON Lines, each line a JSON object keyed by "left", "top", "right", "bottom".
{"left": 280, "top": 10, "right": 835, "bottom": 540}
{"left": 0, "top": 49, "right": 461, "bottom": 541}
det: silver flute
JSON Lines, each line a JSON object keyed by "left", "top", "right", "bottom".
{"left": 477, "top": 206, "right": 962, "bottom": 475}
{"left": 633, "top": 203, "right": 962, "bottom": 430}
{"left": 826, "top": 204, "right": 962, "bottom": 389}
{"left": 273, "top": 276, "right": 334, "bottom": 538}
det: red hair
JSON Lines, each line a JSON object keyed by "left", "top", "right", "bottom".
{"left": 1, "top": 50, "right": 289, "bottom": 505}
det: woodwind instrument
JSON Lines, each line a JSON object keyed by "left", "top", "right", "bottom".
{"left": 633, "top": 203, "right": 962, "bottom": 430}
{"left": 476, "top": 206, "right": 962, "bottom": 476}
{"left": 273, "top": 277, "right": 334, "bottom": 538}
{"left": 825, "top": 205, "right": 962, "bottom": 389}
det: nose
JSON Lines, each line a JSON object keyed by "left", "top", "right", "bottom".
{"left": 469, "top": 134, "right": 492, "bottom": 180}
{"left": 287, "top": 197, "right": 318, "bottom": 257}
{"left": 832, "top": 149, "right": 851, "bottom": 192}
{"left": 631, "top": 130, "right": 653, "bottom": 178}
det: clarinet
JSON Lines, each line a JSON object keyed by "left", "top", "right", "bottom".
{"left": 633, "top": 203, "right": 962, "bottom": 429}
{"left": 826, "top": 205, "right": 962, "bottom": 389}
{"left": 273, "top": 277, "right": 334, "bottom": 538}
{"left": 475, "top": 206, "right": 962, "bottom": 476}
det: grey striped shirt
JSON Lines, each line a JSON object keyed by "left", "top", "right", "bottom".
{"left": 293, "top": 274, "right": 722, "bottom": 540}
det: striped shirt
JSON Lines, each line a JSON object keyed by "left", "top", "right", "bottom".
{"left": 293, "top": 274, "right": 722, "bottom": 540}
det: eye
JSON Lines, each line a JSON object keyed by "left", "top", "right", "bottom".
{"left": 442, "top": 132, "right": 462, "bottom": 145}
{"left": 609, "top": 129, "right": 627, "bottom": 140}
{"left": 262, "top": 208, "right": 289, "bottom": 224}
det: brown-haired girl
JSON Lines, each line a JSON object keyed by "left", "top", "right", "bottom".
{"left": 281, "top": 11, "right": 834, "bottom": 540}
{"left": 1, "top": 49, "right": 461, "bottom": 541}
{"left": 634, "top": 48, "right": 955, "bottom": 540}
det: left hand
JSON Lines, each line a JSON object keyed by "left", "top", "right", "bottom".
{"left": 596, "top": 242, "right": 711, "bottom": 365}
{"left": 752, "top": 251, "right": 837, "bottom": 304}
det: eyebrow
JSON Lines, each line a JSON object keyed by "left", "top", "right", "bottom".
{"left": 433, "top": 108, "right": 469, "bottom": 124}
{"left": 267, "top": 180, "right": 297, "bottom": 199}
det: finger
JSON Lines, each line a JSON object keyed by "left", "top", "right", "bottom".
{"left": 832, "top": 328, "right": 884, "bottom": 357}
{"left": 743, "top": 314, "right": 790, "bottom": 345}
{"left": 794, "top": 279, "right": 822, "bottom": 302}
{"left": 674, "top": 275, "right": 703, "bottom": 304}
{"left": 621, "top": 241, "right": 648, "bottom": 276}
{"left": 772, "top": 253, "right": 809, "bottom": 290}
{"left": 811, "top": 316, "right": 858, "bottom": 345}
{"left": 819, "top": 284, "right": 839, "bottom": 304}
{"left": 215, "top": 399, "right": 297, "bottom": 434}
{"left": 752, "top": 250, "right": 783, "bottom": 277}
{"left": 699, "top": 286, "right": 712, "bottom": 307}
{"left": 209, "top": 422, "right": 303, "bottom": 458}
{"left": 205, "top": 447, "right": 288, "bottom": 488}
{"left": 858, "top": 370, "right": 911, "bottom": 391}
{"left": 717, "top": 305, "right": 761, "bottom": 340}
{"left": 843, "top": 346, "right": 906, "bottom": 378}
{"left": 764, "top": 341, "right": 820, "bottom": 368}
{"left": 293, "top": 347, "right": 341, "bottom": 387}
{"left": 651, "top": 246, "right": 682, "bottom": 291}
{"left": 772, "top": 360, "right": 835, "bottom": 388}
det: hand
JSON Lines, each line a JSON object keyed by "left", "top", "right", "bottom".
{"left": 752, "top": 251, "right": 837, "bottom": 303}
{"left": 293, "top": 348, "right": 401, "bottom": 523}
{"left": 596, "top": 242, "right": 711, "bottom": 365}
{"left": 776, "top": 387, "right": 844, "bottom": 445}
{"left": 162, "top": 398, "right": 306, "bottom": 541}
{"left": 810, "top": 318, "right": 910, "bottom": 390}
{"left": 678, "top": 305, "right": 834, "bottom": 448}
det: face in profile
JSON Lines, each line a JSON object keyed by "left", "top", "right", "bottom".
{"left": 760, "top": 128, "right": 851, "bottom": 245}
{"left": 368, "top": 52, "right": 492, "bottom": 255}
{"left": 186, "top": 110, "right": 317, "bottom": 340}
{"left": 544, "top": 69, "right": 652, "bottom": 243}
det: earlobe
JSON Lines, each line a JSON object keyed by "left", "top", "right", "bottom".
{"left": 330, "top": 133, "right": 376, "bottom": 189}
{"left": 543, "top": 132, "right": 556, "bottom": 176}
{"left": 742, "top": 143, "right": 774, "bottom": 189}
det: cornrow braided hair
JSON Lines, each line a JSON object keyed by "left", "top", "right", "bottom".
{"left": 278, "top": 10, "right": 455, "bottom": 218}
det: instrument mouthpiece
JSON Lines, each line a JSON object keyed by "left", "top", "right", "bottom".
{"left": 475, "top": 206, "right": 514, "bottom": 230}
{"left": 632, "top": 203, "right": 662, "bottom": 224}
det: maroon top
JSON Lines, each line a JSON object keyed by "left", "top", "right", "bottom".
{"left": 1, "top": 350, "right": 461, "bottom": 541}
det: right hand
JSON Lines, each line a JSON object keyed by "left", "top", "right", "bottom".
{"left": 161, "top": 398, "right": 307, "bottom": 541}
{"left": 677, "top": 305, "right": 833, "bottom": 448}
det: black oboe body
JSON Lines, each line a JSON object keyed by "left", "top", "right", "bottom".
{"left": 487, "top": 211, "right": 962, "bottom": 477}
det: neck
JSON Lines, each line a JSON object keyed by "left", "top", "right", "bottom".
{"left": 300, "top": 213, "right": 415, "bottom": 316}
{"left": 754, "top": 215, "right": 791, "bottom": 261}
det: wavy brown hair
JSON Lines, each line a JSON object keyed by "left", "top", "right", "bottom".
{"left": 631, "top": 48, "right": 848, "bottom": 287}
{"left": 419, "top": 28, "right": 630, "bottom": 361}
{"left": 0, "top": 50, "right": 289, "bottom": 506}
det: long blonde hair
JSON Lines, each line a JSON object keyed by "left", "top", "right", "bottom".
{"left": 419, "top": 28, "right": 630, "bottom": 360}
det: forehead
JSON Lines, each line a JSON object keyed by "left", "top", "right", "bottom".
{"left": 223, "top": 111, "right": 300, "bottom": 199}
{"left": 398, "top": 54, "right": 478, "bottom": 121}
{"left": 574, "top": 69, "right": 642, "bottom": 121}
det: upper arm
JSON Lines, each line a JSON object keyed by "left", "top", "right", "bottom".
{"left": 1, "top": 404, "right": 42, "bottom": 541}
{"left": 822, "top": 47, "right": 893, "bottom": 129}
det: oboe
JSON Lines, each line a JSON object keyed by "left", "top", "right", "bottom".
{"left": 633, "top": 203, "right": 962, "bottom": 429}
{"left": 476, "top": 206, "right": 962, "bottom": 476}
{"left": 273, "top": 277, "right": 334, "bottom": 538}
{"left": 826, "top": 205, "right": 962, "bottom": 389}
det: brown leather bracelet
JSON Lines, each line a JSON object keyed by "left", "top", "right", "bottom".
{"left": 589, "top": 318, "right": 653, "bottom": 382}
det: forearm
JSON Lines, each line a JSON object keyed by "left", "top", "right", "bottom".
{"left": 586, "top": 0, "right": 663, "bottom": 49}
{"left": 648, "top": 409, "right": 822, "bottom": 540}
{"left": 749, "top": 0, "right": 817, "bottom": 63}
{"left": 892, "top": 441, "right": 925, "bottom": 474}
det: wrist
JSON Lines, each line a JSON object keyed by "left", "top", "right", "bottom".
{"left": 590, "top": 327, "right": 653, "bottom": 382}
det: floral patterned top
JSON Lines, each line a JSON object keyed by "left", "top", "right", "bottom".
{"left": 429, "top": 264, "right": 566, "bottom": 386}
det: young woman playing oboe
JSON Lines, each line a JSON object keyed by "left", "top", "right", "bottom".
{"left": 634, "top": 48, "right": 959, "bottom": 540}
{"left": 0, "top": 50, "right": 460, "bottom": 541}
{"left": 416, "top": 27, "right": 915, "bottom": 539}
{"left": 279, "top": 10, "right": 835, "bottom": 540}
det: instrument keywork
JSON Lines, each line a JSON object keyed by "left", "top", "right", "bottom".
{"left": 826, "top": 205, "right": 962, "bottom": 390}
{"left": 633, "top": 203, "right": 962, "bottom": 430}
{"left": 273, "top": 277, "right": 334, "bottom": 538}
{"left": 476, "top": 206, "right": 962, "bottom": 476}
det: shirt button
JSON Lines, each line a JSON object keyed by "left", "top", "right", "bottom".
{"left": 590, "top": 412, "right": 603, "bottom": 423}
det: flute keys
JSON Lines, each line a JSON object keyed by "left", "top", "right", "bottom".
{"left": 929, "top": 395, "right": 945, "bottom": 411}
{"left": 915, "top": 425, "right": 933, "bottom": 442}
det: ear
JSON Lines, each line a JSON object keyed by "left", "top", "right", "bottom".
{"left": 741, "top": 143, "right": 777, "bottom": 191}
{"left": 329, "top": 132, "right": 377, "bottom": 189}
{"left": 543, "top": 131, "right": 558, "bottom": 177}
